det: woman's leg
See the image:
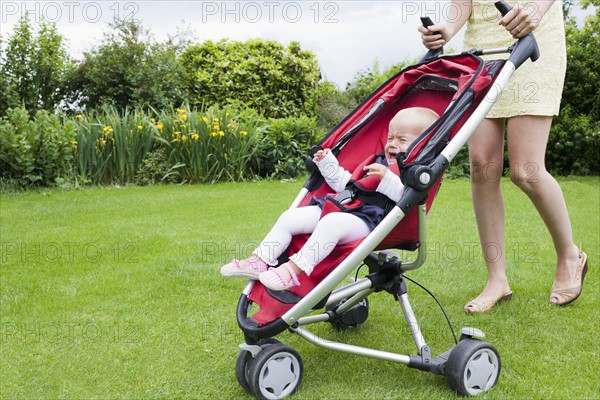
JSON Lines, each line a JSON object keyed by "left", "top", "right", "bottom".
{"left": 506, "top": 116, "right": 580, "bottom": 301}
{"left": 466, "top": 118, "right": 512, "bottom": 311}
{"left": 253, "top": 206, "right": 322, "bottom": 265}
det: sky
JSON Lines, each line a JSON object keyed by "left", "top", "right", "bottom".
{"left": 0, "top": 1, "right": 593, "bottom": 88}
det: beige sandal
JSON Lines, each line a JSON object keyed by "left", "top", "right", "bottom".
{"left": 550, "top": 251, "right": 588, "bottom": 306}
{"left": 464, "top": 289, "right": 513, "bottom": 313}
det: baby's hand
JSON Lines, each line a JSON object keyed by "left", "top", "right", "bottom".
{"left": 313, "top": 149, "right": 330, "bottom": 163}
{"left": 363, "top": 164, "right": 388, "bottom": 180}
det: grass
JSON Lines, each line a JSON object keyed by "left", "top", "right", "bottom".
{"left": 1, "top": 177, "right": 598, "bottom": 399}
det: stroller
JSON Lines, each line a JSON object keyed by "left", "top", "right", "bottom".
{"left": 231, "top": 2, "right": 540, "bottom": 398}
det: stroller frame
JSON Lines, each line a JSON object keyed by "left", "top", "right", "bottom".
{"left": 233, "top": 3, "right": 540, "bottom": 398}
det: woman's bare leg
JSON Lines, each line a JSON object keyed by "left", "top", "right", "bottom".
{"left": 506, "top": 116, "right": 579, "bottom": 302}
{"left": 466, "top": 118, "right": 511, "bottom": 311}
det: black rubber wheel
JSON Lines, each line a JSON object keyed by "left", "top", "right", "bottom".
{"left": 235, "top": 339, "right": 281, "bottom": 393}
{"left": 446, "top": 338, "right": 501, "bottom": 396}
{"left": 248, "top": 343, "right": 303, "bottom": 399}
{"left": 327, "top": 298, "right": 369, "bottom": 330}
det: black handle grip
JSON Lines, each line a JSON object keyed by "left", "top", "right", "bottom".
{"left": 420, "top": 17, "right": 436, "bottom": 31}
{"left": 419, "top": 16, "right": 443, "bottom": 62}
{"left": 494, "top": 0, "right": 541, "bottom": 67}
{"left": 495, "top": 0, "right": 512, "bottom": 16}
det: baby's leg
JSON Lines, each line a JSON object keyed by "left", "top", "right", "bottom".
{"left": 253, "top": 206, "right": 321, "bottom": 265}
{"left": 290, "top": 212, "right": 370, "bottom": 275}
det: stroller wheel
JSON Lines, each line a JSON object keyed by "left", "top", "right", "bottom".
{"left": 236, "top": 338, "right": 281, "bottom": 393}
{"left": 327, "top": 298, "right": 369, "bottom": 330}
{"left": 445, "top": 338, "right": 501, "bottom": 396}
{"left": 248, "top": 343, "right": 303, "bottom": 400}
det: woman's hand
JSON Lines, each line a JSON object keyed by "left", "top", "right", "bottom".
{"left": 499, "top": 3, "right": 539, "bottom": 39}
{"left": 417, "top": 23, "right": 450, "bottom": 50}
{"left": 363, "top": 164, "right": 388, "bottom": 180}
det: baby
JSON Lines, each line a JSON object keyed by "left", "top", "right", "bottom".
{"left": 221, "top": 107, "right": 439, "bottom": 291}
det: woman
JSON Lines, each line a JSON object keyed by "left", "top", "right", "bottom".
{"left": 418, "top": 0, "right": 588, "bottom": 312}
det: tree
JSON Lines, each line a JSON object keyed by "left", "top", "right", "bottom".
{"left": 68, "top": 19, "right": 186, "bottom": 111}
{"left": 0, "top": 16, "right": 73, "bottom": 114}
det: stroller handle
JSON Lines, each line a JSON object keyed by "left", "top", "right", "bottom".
{"left": 419, "top": 1, "right": 540, "bottom": 69}
{"left": 494, "top": 0, "right": 540, "bottom": 67}
{"left": 419, "top": 17, "right": 443, "bottom": 63}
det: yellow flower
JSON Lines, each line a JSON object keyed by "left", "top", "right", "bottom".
{"left": 191, "top": 134, "right": 199, "bottom": 140}
{"left": 219, "top": 131, "right": 225, "bottom": 137}
{"left": 97, "top": 138, "right": 107, "bottom": 145}
{"left": 156, "top": 122, "right": 164, "bottom": 132}
{"left": 180, "top": 124, "right": 187, "bottom": 129}
{"left": 240, "top": 131, "right": 248, "bottom": 137}
{"left": 173, "top": 137, "right": 181, "bottom": 142}
{"left": 75, "top": 114, "right": 83, "bottom": 122}
{"left": 202, "top": 116, "right": 208, "bottom": 123}
{"left": 181, "top": 114, "right": 188, "bottom": 122}
{"left": 174, "top": 131, "right": 181, "bottom": 136}
{"left": 137, "top": 125, "right": 143, "bottom": 131}
{"left": 70, "top": 139, "right": 78, "bottom": 145}
{"left": 103, "top": 126, "right": 113, "bottom": 135}
{"left": 150, "top": 118, "right": 156, "bottom": 124}
{"left": 182, "top": 135, "right": 188, "bottom": 142}
{"left": 210, "top": 132, "right": 218, "bottom": 137}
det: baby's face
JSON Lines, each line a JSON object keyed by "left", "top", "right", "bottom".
{"left": 384, "top": 124, "right": 420, "bottom": 165}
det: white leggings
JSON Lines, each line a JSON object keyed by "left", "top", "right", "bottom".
{"left": 254, "top": 206, "right": 371, "bottom": 275}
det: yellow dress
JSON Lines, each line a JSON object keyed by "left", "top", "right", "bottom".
{"left": 463, "top": 0, "right": 566, "bottom": 118}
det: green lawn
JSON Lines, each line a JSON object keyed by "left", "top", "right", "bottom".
{"left": 1, "top": 178, "right": 598, "bottom": 399}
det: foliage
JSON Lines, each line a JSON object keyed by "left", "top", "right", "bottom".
{"left": 180, "top": 39, "right": 321, "bottom": 119}
{"left": 0, "top": 104, "right": 324, "bottom": 187}
{"left": 256, "top": 115, "right": 322, "bottom": 179}
{"left": 0, "top": 16, "right": 73, "bottom": 114}
{"left": 0, "top": 108, "right": 76, "bottom": 186}
{"left": 152, "top": 106, "right": 266, "bottom": 183}
{"left": 68, "top": 19, "right": 187, "bottom": 111}
{"left": 314, "top": 81, "right": 356, "bottom": 133}
{"left": 344, "top": 60, "right": 411, "bottom": 104}
{"left": 73, "top": 106, "right": 166, "bottom": 185}
{"left": 548, "top": 0, "right": 600, "bottom": 175}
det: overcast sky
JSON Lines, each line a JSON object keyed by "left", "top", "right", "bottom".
{"left": 0, "top": 1, "right": 593, "bottom": 88}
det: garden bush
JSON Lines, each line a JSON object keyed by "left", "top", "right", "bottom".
{"left": 0, "top": 108, "right": 76, "bottom": 187}
{"left": 180, "top": 39, "right": 320, "bottom": 119}
{"left": 256, "top": 114, "right": 322, "bottom": 179}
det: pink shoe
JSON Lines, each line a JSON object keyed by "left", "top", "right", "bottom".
{"left": 259, "top": 262, "right": 301, "bottom": 291}
{"left": 220, "top": 258, "right": 268, "bottom": 279}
